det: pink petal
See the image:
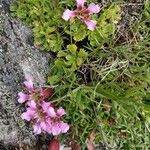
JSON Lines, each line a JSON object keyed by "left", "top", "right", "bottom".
{"left": 83, "top": 19, "right": 97, "bottom": 31}
{"left": 41, "top": 101, "right": 51, "bottom": 111}
{"left": 62, "top": 9, "right": 76, "bottom": 21}
{"left": 21, "top": 108, "right": 35, "bottom": 121}
{"left": 33, "top": 122, "right": 42, "bottom": 134}
{"left": 76, "top": 0, "right": 86, "bottom": 9}
{"left": 46, "top": 107, "right": 56, "bottom": 117}
{"left": 46, "top": 120, "right": 52, "bottom": 134}
{"left": 87, "top": 3, "right": 100, "bottom": 14}
{"left": 21, "top": 112, "right": 31, "bottom": 121}
{"left": 56, "top": 107, "right": 66, "bottom": 117}
{"left": 24, "top": 79, "right": 33, "bottom": 91}
{"left": 51, "top": 123, "right": 61, "bottom": 136}
{"left": 59, "top": 121, "right": 70, "bottom": 133}
{"left": 27, "top": 100, "right": 36, "bottom": 109}
{"left": 18, "top": 92, "right": 29, "bottom": 103}
{"left": 40, "top": 120, "right": 48, "bottom": 131}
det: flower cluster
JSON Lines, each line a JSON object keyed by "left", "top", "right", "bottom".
{"left": 18, "top": 80, "right": 69, "bottom": 135}
{"left": 62, "top": 0, "right": 100, "bottom": 31}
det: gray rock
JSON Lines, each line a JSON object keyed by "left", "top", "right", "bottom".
{"left": 0, "top": 0, "right": 51, "bottom": 148}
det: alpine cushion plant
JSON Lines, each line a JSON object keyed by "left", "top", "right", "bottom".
{"left": 18, "top": 80, "right": 69, "bottom": 136}
{"left": 62, "top": 0, "right": 100, "bottom": 31}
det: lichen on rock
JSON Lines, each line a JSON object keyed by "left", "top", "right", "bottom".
{"left": 0, "top": 0, "right": 51, "bottom": 149}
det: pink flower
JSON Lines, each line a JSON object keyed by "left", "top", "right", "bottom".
{"left": 47, "top": 120, "right": 70, "bottom": 136}
{"left": 18, "top": 92, "right": 29, "bottom": 103}
{"left": 33, "top": 119, "right": 52, "bottom": 134}
{"left": 18, "top": 80, "right": 52, "bottom": 104}
{"left": 62, "top": 0, "right": 100, "bottom": 31}
{"left": 51, "top": 123, "right": 61, "bottom": 135}
{"left": 40, "top": 102, "right": 70, "bottom": 135}
{"left": 87, "top": 3, "right": 100, "bottom": 14}
{"left": 21, "top": 100, "right": 69, "bottom": 135}
{"left": 32, "top": 113, "right": 70, "bottom": 135}
{"left": 24, "top": 79, "right": 33, "bottom": 91}
{"left": 42, "top": 102, "right": 66, "bottom": 118}
{"left": 46, "top": 107, "right": 69, "bottom": 135}
{"left": 18, "top": 80, "right": 34, "bottom": 103}
{"left": 52, "top": 121, "right": 69, "bottom": 135}
{"left": 40, "top": 119, "right": 51, "bottom": 131}
{"left": 62, "top": 9, "right": 76, "bottom": 21}
{"left": 18, "top": 79, "right": 69, "bottom": 136}
{"left": 83, "top": 18, "right": 97, "bottom": 31}
{"left": 76, "top": 0, "right": 86, "bottom": 8}
{"left": 21, "top": 101, "right": 37, "bottom": 121}
{"left": 59, "top": 121, "right": 70, "bottom": 133}
{"left": 57, "top": 107, "right": 66, "bottom": 116}
{"left": 33, "top": 122, "right": 42, "bottom": 134}
{"left": 41, "top": 101, "right": 56, "bottom": 117}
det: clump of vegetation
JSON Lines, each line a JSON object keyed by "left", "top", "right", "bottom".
{"left": 11, "top": 0, "right": 150, "bottom": 149}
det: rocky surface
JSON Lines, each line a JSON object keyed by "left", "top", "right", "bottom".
{"left": 0, "top": 0, "right": 52, "bottom": 149}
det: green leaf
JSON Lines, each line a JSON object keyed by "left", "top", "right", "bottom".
{"left": 70, "top": 62, "right": 77, "bottom": 71}
{"left": 48, "top": 75, "right": 59, "bottom": 85}
{"left": 65, "top": 54, "right": 74, "bottom": 61}
{"left": 73, "top": 30, "right": 87, "bottom": 41}
{"left": 55, "top": 59, "right": 64, "bottom": 67}
{"left": 67, "top": 44, "right": 77, "bottom": 54}
{"left": 78, "top": 49, "right": 87, "bottom": 58}
{"left": 57, "top": 51, "right": 67, "bottom": 57}
{"left": 46, "top": 27, "right": 55, "bottom": 33}
{"left": 76, "top": 57, "right": 83, "bottom": 66}
{"left": 88, "top": 30, "right": 103, "bottom": 47}
{"left": 88, "top": 4, "right": 121, "bottom": 47}
{"left": 70, "top": 21, "right": 87, "bottom": 41}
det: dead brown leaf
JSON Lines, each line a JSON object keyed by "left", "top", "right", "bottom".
{"left": 86, "top": 129, "right": 96, "bottom": 150}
